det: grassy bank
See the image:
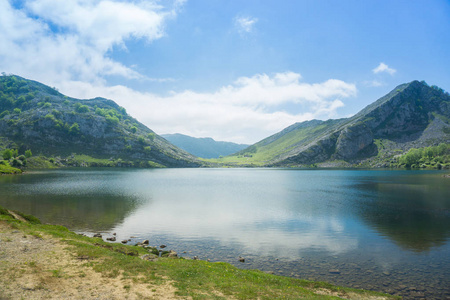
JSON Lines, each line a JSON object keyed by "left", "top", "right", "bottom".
{"left": 0, "top": 206, "right": 398, "bottom": 299}
{"left": 0, "top": 161, "right": 22, "bottom": 174}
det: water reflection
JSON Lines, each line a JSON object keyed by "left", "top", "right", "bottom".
{"left": 0, "top": 169, "right": 145, "bottom": 231}
{"left": 354, "top": 174, "right": 450, "bottom": 252}
{"left": 1, "top": 169, "right": 450, "bottom": 298}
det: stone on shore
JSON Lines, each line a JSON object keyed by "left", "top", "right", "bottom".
{"left": 141, "top": 254, "right": 158, "bottom": 261}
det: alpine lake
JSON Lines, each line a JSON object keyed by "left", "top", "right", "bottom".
{"left": 1, "top": 168, "right": 449, "bottom": 299}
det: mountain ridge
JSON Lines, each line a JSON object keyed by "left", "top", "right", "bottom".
{"left": 221, "top": 80, "right": 450, "bottom": 167}
{"left": 161, "top": 133, "right": 248, "bottom": 159}
{"left": 0, "top": 75, "right": 202, "bottom": 168}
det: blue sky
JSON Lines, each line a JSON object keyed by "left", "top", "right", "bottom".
{"left": 1, "top": 0, "right": 449, "bottom": 143}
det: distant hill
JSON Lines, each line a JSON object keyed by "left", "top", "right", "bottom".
{"left": 0, "top": 75, "right": 202, "bottom": 167}
{"left": 161, "top": 133, "right": 249, "bottom": 158}
{"left": 222, "top": 80, "right": 450, "bottom": 167}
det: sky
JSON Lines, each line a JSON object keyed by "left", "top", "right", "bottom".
{"left": 1, "top": 0, "right": 449, "bottom": 144}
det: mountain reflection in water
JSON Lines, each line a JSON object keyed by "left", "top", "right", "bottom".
{"left": 1, "top": 168, "right": 449, "bottom": 299}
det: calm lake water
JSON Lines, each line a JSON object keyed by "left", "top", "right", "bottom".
{"left": 1, "top": 168, "right": 449, "bottom": 299}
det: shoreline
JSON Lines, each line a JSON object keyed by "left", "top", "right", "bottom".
{"left": 0, "top": 206, "right": 398, "bottom": 300}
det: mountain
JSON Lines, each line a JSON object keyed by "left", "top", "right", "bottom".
{"left": 223, "top": 81, "right": 450, "bottom": 167}
{"left": 0, "top": 75, "right": 202, "bottom": 167}
{"left": 161, "top": 133, "right": 249, "bottom": 158}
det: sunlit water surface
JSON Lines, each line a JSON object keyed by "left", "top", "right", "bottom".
{"left": 1, "top": 168, "right": 449, "bottom": 299}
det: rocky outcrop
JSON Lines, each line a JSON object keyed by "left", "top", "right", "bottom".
{"left": 334, "top": 123, "right": 375, "bottom": 160}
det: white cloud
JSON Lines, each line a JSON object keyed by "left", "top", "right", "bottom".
{"left": 0, "top": 0, "right": 176, "bottom": 84}
{"left": 234, "top": 15, "right": 258, "bottom": 34}
{"left": 58, "top": 72, "right": 356, "bottom": 144}
{"left": 372, "top": 62, "right": 396, "bottom": 75}
{"left": 0, "top": 1, "right": 357, "bottom": 144}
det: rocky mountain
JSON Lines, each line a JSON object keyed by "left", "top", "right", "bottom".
{"left": 225, "top": 81, "right": 450, "bottom": 167}
{"left": 0, "top": 75, "right": 202, "bottom": 167}
{"left": 161, "top": 133, "right": 248, "bottom": 159}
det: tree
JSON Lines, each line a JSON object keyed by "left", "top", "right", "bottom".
{"left": 25, "top": 149, "right": 32, "bottom": 158}
{"left": 2, "top": 149, "right": 13, "bottom": 160}
{"left": 69, "top": 123, "right": 80, "bottom": 135}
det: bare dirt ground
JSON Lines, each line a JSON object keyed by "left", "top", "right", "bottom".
{"left": 0, "top": 221, "right": 184, "bottom": 300}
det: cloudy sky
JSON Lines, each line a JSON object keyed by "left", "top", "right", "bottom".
{"left": 1, "top": 0, "right": 449, "bottom": 144}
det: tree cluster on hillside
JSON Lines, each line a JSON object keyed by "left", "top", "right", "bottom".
{"left": 397, "top": 143, "right": 449, "bottom": 169}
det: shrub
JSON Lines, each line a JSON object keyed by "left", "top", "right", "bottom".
{"left": 0, "top": 110, "right": 9, "bottom": 118}
{"left": 74, "top": 103, "right": 89, "bottom": 113}
{"left": 11, "top": 158, "right": 22, "bottom": 167}
{"left": 2, "top": 149, "right": 13, "bottom": 160}
{"left": 130, "top": 126, "right": 137, "bottom": 133}
{"left": 69, "top": 123, "right": 80, "bottom": 135}
{"left": 13, "top": 108, "right": 21, "bottom": 114}
{"left": 25, "top": 149, "right": 32, "bottom": 158}
{"left": 138, "top": 136, "right": 147, "bottom": 145}
{"left": 106, "top": 115, "right": 119, "bottom": 125}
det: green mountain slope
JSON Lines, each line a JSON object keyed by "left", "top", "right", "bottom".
{"left": 161, "top": 133, "right": 248, "bottom": 158}
{"left": 0, "top": 75, "right": 202, "bottom": 167}
{"left": 221, "top": 81, "right": 450, "bottom": 167}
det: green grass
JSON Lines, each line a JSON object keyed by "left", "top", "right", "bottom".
{"left": 71, "top": 154, "right": 116, "bottom": 166}
{"left": 0, "top": 161, "right": 22, "bottom": 174}
{"left": 0, "top": 205, "right": 399, "bottom": 300}
{"left": 208, "top": 122, "right": 335, "bottom": 167}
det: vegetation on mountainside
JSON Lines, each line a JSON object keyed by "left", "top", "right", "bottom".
{"left": 0, "top": 75, "right": 201, "bottom": 168}
{"left": 212, "top": 81, "right": 450, "bottom": 168}
{"left": 210, "top": 120, "right": 337, "bottom": 166}
{"left": 397, "top": 143, "right": 449, "bottom": 169}
{"left": 0, "top": 205, "right": 398, "bottom": 299}
{"left": 0, "top": 160, "right": 22, "bottom": 174}
{"left": 2, "top": 75, "right": 449, "bottom": 170}
{"left": 162, "top": 133, "right": 249, "bottom": 159}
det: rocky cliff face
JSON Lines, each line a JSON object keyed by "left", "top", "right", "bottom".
{"left": 0, "top": 75, "right": 201, "bottom": 167}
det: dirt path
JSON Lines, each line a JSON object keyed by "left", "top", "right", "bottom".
{"left": 0, "top": 221, "right": 184, "bottom": 300}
